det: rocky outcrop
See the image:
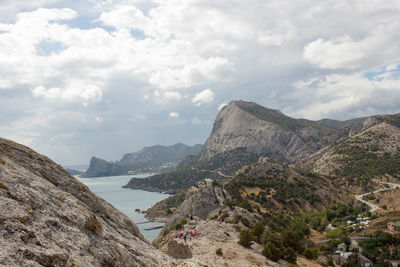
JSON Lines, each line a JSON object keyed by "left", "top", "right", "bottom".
{"left": 81, "top": 156, "right": 129, "bottom": 178}
{"left": 156, "top": 220, "right": 281, "bottom": 267}
{"left": 0, "top": 138, "right": 173, "bottom": 266}
{"left": 161, "top": 179, "right": 230, "bottom": 232}
{"left": 167, "top": 240, "right": 192, "bottom": 259}
{"left": 200, "top": 101, "right": 337, "bottom": 163}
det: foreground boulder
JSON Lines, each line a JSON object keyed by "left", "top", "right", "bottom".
{"left": 0, "top": 138, "right": 172, "bottom": 266}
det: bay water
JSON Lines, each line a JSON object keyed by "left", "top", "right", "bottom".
{"left": 77, "top": 174, "right": 169, "bottom": 242}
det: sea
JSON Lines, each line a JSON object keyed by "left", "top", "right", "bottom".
{"left": 76, "top": 174, "right": 170, "bottom": 242}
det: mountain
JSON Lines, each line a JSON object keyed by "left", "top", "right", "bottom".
{"left": 82, "top": 143, "right": 202, "bottom": 178}
{"left": 299, "top": 114, "right": 400, "bottom": 193}
{"left": 80, "top": 156, "right": 130, "bottom": 178}
{"left": 116, "top": 143, "right": 203, "bottom": 169}
{"left": 0, "top": 137, "right": 172, "bottom": 266}
{"left": 199, "top": 100, "right": 360, "bottom": 162}
{"left": 125, "top": 100, "right": 365, "bottom": 193}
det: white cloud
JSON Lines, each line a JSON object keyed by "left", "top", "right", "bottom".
{"left": 95, "top": 116, "right": 103, "bottom": 123}
{"left": 291, "top": 64, "right": 400, "bottom": 119}
{"left": 303, "top": 21, "right": 400, "bottom": 70}
{"left": 218, "top": 102, "right": 228, "bottom": 111}
{"left": 31, "top": 82, "right": 103, "bottom": 103}
{"left": 192, "top": 88, "right": 214, "bottom": 105}
{"left": 169, "top": 111, "right": 179, "bottom": 118}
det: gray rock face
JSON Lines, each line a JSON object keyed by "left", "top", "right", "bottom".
{"left": 167, "top": 240, "right": 192, "bottom": 259}
{"left": 0, "top": 138, "right": 172, "bottom": 266}
{"left": 81, "top": 156, "right": 129, "bottom": 178}
{"left": 159, "top": 179, "right": 230, "bottom": 237}
{"left": 200, "top": 101, "right": 329, "bottom": 163}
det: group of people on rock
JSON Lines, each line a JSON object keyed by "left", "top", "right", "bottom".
{"left": 175, "top": 228, "right": 198, "bottom": 242}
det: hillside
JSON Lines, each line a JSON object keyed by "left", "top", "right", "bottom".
{"left": 117, "top": 143, "right": 203, "bottom": 169}
{"left": 223, "top": 157, "right": 345, "bottom": 216}
{"left": 124, "top": 148, "right": 261, "bottom": 193}
{"left": 0, "top": 138, "right": 173, "bottom": 266}
{"left": 125, "top": 100, "right": 364, "bottom": 193}
{"left": 82, "top": 143, "right": 202, "bottom": 178}
{"left": 299, "top": 114, "right": 400, "bottom": 193}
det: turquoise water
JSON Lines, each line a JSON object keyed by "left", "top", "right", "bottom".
{"left": 77, "top": 174, "right": 169, "bottom": 242}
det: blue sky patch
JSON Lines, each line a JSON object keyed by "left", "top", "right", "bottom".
{"left": 36, "top": 40, "right": 67, "bottom": 56}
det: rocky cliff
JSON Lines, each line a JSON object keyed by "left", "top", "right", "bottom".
{"left": 200, "top": 100, "right": 360, "bottom": 163}
{"left": 81, "top": 156, "right": 129, "bottom": 178}
{"left": 0, "top": 138, "right": 173, "bottom": 266}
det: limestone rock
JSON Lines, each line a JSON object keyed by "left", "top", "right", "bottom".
{"left": 0, "top": 138, "right": 173, "bottom": 266}
{"left": 167, "top": 240, "right": 192, "bottom": 259}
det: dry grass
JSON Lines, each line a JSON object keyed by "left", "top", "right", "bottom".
{"left": 0, "top": 182, "right": 8, "bottom": 190}
{"left": 85, "top": 214, "right": 102, "bottom": 234}
{"left": 0, "top": 157, "right": 6, "bottom": 165}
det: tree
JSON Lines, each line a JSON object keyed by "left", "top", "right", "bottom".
{"left": 251, "top": 221, "right": 265, "bottom": 244}
{"left": 238, "top": 229, "right": 253, "bottom": 248}
{"left": 262, "top": 241, "right": 282, "bottom": 262}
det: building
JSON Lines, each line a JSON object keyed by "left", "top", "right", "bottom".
{"left": 388, "top": 221, "right": 400, "bottom": 234}
{"left": 333, "top": 252, "right": 373, "bottom": 267}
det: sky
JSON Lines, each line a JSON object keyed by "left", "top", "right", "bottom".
{"left": 1, "top": 0, "right": 400, "bottom": 166}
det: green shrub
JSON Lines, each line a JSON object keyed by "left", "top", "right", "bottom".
{"left": 238, "top": 229, "right": 253, "bottom": 248}
{"left": 251, "top": 222, "right": 264, "bottom": 244}
{"left": 175, "top": 218, "right": 188, "bottom": 230}
{"left": 304, "top": 248, "right": 318, "bottom": 260}
{"left": 216, "top": 248, "right": 223, "bottom": 256}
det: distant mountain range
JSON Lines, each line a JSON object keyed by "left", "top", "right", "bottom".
{"left": 79, "top": 143, "right": 203, "bottom": 178}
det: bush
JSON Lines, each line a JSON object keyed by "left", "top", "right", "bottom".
{"left": 85, "top": 214, "right": 102, "bottom": 234}
{"left": 175, "top": 218, "right": 188, "bottom": 230}
{"left": 304, "top": 248, "right": 318, "bottom": 260}
{"left": 216, "top": 248, "right": 223, "bottom": 256}
{"left": 238, "top": 229, "right": 253, "bottom": 248}
{"left": 262, "top": 241, "right": 282, "bottom": 262}
{"left": 251, "top": 222, "right": 264, "bottom": 244}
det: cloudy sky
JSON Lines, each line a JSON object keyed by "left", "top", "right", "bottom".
{"left": 1, "top": 0, "right": 400, "bottom": 166}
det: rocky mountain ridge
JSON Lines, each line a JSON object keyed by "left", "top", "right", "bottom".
{"left": 0, "top": 138, "right": 175, "bottom": 266}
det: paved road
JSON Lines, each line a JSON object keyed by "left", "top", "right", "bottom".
{"left": 354, "top": 182, "right": 400, "bottom": 212}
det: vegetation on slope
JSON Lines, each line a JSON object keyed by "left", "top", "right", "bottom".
{"left": 335, "top": 144, "right": 400, "bottom": 185}
{"left": 124, "top": 148, "right": 262, "bottom": 193}
{"left": 224, "top": 158, "right": 336, "bottom": 216}
{"left": 235, "top": 101, "right": 335, "bottom": 134}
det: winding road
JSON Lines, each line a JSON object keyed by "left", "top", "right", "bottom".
{"left": 354, "top": 181, "right": 400, "bottom": 212}
{"left": 190, "top": 167, "right": 231, "bottom": 178}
